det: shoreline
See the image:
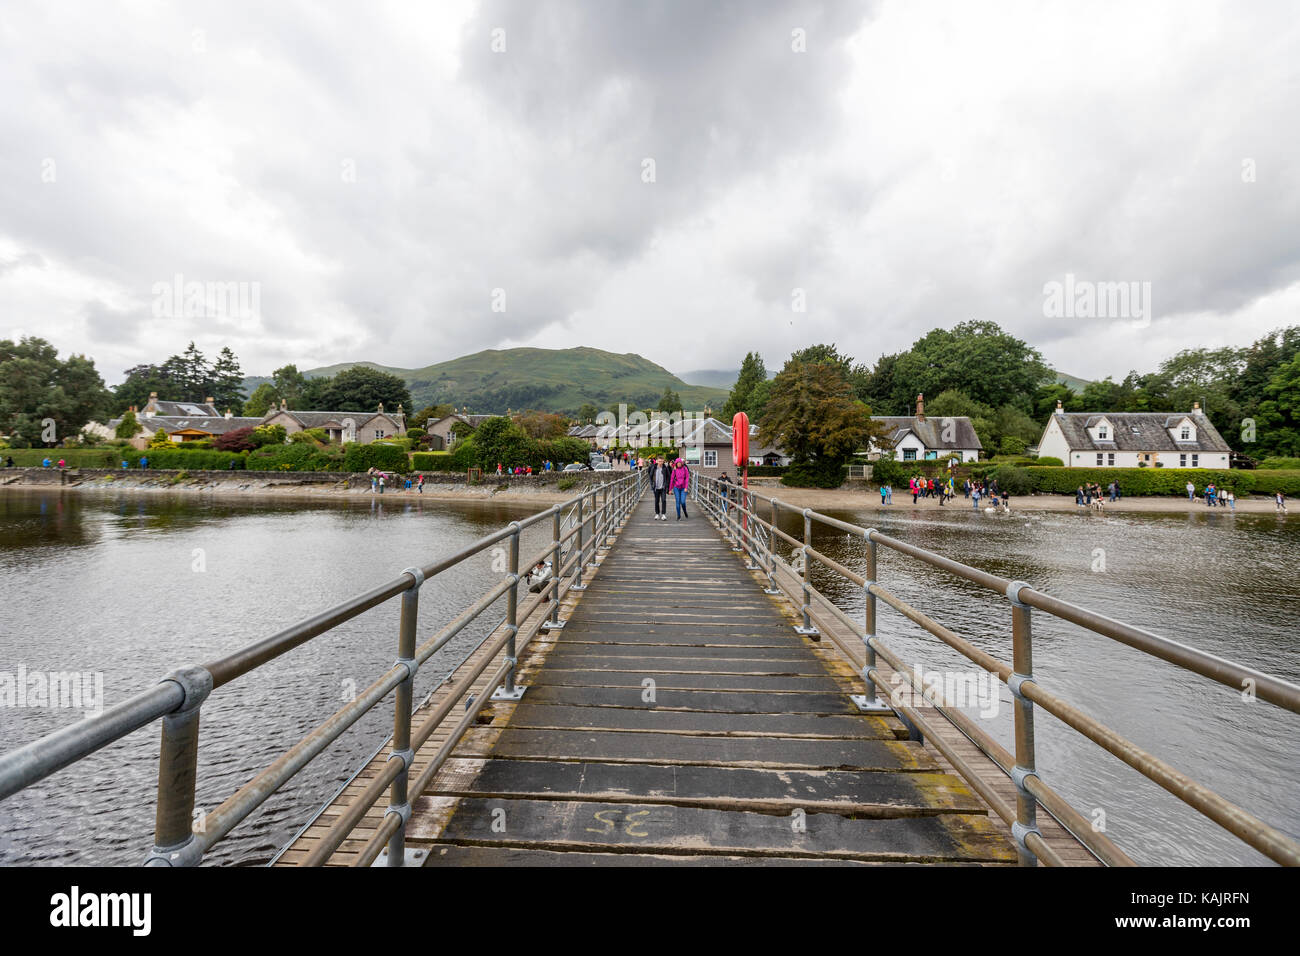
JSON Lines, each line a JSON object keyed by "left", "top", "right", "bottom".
{"left": 1, "top": 470, "right": 1290, "bottom": 515}
{"left": 736, "top": 481, "right": 1291, "bottom": 514}
{"left": 0, "top": 471, "right": 577, "bottom": 506}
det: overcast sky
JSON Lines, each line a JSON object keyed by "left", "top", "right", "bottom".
{"left": 2, "top": 0, "right": 1297, "bottom": 385}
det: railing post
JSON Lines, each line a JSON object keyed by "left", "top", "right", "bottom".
{"left": 542, "top": 506, "right": 563, "bottom": 630}
{"left": 1007, "top": 580, "right": 1042, "bottom": 866}
{"left": 794, "top": 508, "right": 819, "bottom": 637}
{"left": 586, "top": 490, "right": 598, "bottom": 568}
{"left": 851, "top": 532, "right": 892, "bottom": 714}
{"left": 494, "top": 523, "right": 526, "bottom": 701}
{"left": 383, "top": 566, "right": 423, "bottom": 866}
{"left": 571, "top": 497, "right": 587, "bottom": 591}
{"left": 764, "top": 497, "right": 781, "bottom": 594}
{"left": 144, "top": 665, "right": 213, "bottom": 866}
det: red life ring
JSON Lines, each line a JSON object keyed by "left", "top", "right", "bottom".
{"left": 732, "top": 412, "right": 750, "bottom": 467}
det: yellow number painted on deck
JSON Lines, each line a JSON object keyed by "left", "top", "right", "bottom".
{"left": 585, "top": 808, "right": 651, "bottom": 837}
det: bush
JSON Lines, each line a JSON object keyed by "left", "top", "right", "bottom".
{"left": 1000, "top": 436, "right": 1027, "bottom": 456}
{"left": 250, "top": 424, "right": 288, "bottom": 448}
{"left": 868, "top": 456, "right": 905, "bottom": 486}
{"left": 1259, "top": 457, "right": 1300, "bottom": 470}
{"left": 781, "top": 458, "right": 847, "bottom": 488}
{"left": 404, "top": 427, "right": 426, "bottom": 441}
{"left": 1035, "top": 456, "right": 1064, "bottom": 467}
{"left": 214, "top": 427, "right": 257, "bottom": 452}
{"left": 1250, "top": 470, "right": 1300, "bottom": 496}
{"left": 247, "top": 442, "right": 344, "bottom": 472}
{"left": 557, "top": 476, "right": 579, "bottom": 491}
{"left": 343, "top": 442, "right": 410, "bottom": 474}
{"left": 147, "top": 428, "right": 176, "bottom": 449}
{"left": 1019, "top": 467, "right": 1253, "bottom": 496}
{"left": 992, "top": 464, "right": 1034, "bottom": 495}
{"left": 126, "top": 448, "right": 247, "bottom": 469}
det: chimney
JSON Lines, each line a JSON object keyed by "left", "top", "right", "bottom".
{"left": 279, "top": 398, "right": 286, "bottom": 411}
{"left": 915, "top": 393, "right": 925, "bottom": 422}
{"left": 1056, "top": 399, "right": 1064, "bottom": 413}
{"left": 149, "top": 391, "right": 157, "bottom": 399}
{"left": 378, "top": 402, "right": 384, "bottom": 413}
{"left": 1192, "top": 401, "right": 1201, "bottom": 414}
{"left": 205, "top": 396, "right": 214, "bottom": 405}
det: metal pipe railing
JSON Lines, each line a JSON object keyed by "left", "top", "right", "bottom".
{"left": 694, "top": 473, "right": 1300, "bottom": 867}
{"left": 0, "top": 471, "right": 643, "bottom": 867}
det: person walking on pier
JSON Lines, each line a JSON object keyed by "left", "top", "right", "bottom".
{"left": 649, "top": 457, "right": 670, "bottom": 520}
{"left": 670, "top": 458, "right": 690, "bottom": 519}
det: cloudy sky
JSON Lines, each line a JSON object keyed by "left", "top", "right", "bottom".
{"left": 1, "top": 0, "right": 1297, "bottom": 385}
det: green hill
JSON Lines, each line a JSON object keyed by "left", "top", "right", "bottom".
{"left": 243, "top": 347, "right": 728, "bottom": 415}
{"left": 1053, "top": 370, "right": 1092, "bottom": 393}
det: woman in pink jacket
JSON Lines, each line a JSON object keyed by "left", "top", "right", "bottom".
{"left": 670, "top": 458, "right": 691, "bottom": 520}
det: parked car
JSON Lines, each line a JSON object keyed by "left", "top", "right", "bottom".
{"left": 563, "top": 462, "right": 589, "bottom": 472}
{"left": 592, "top": 462, "right": 613, "bottom": 471}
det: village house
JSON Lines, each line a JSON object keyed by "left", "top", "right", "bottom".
{"left": 868, "top": 394, "right": 983, "bottom": 463}
{"left": 261, "top": 400, "right": 406, "bottom": 444}
{"left": 105, "top": 394, "right": 263, "bottom": 450}
{"left": 1036, "top": 401, "right": 1231, "bottom": 468}
{"left": 427, "top": 412, "right": 496, "bottom": 450}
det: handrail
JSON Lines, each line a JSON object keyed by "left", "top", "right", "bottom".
{"left": 0, "top": 469, "right": 644, "bottom": 866}
{"left": 693, "top": 473, "right": 1300, "bottom": 867}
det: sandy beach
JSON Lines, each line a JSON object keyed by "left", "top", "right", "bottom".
{"left": 734, "top": 480, "right": 1292, "bottom": 515}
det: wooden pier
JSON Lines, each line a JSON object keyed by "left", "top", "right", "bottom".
{"left": 276, "top": 493, "right": 1087, "bottom": 866}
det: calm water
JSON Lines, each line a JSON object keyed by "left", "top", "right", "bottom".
{"left": 776, "top": 502, "right": 1300, "bottom": 866}
{"left": 0, "top": 489, "right": 1296, "bottom": 865}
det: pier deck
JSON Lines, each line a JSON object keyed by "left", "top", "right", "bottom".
{"left": 282, "top": 494, "right": 1022, "bottom": 865}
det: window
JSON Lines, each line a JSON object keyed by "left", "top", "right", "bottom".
{"left": 374, "top": 429, "right": 385, "bottom": 439}
{"left": 1179, "top": 454, "right": 1187, "bottom": 467}
{"left": 1098, "top": 426, "right": 1108, "bottom": 439}
{"left": 703, "top": 450, "right": 717, "bottom": 468}
{"left": 903, "top": 448, "right": 916, "bottom": 461}
{"left": 1107, "top": 453, "right": 1115, "bottom": 466}
{"left": 1096, "top": 453, "right": 1104, "bottom": 466}
{"left": 1181, "top": 426, "right": 1190, "bottom": 440}
{"left": 1192, "top": 454, "right": 1199, "bottom": 467}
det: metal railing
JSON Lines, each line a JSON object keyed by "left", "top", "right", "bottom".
{"left": 694, "top": 473, "right": 1300, "bottom": 867}
{"left": 0, "top": 471, "right": 643, "bottom": 866}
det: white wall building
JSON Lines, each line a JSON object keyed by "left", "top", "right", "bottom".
{"left": 1036, "top": 401, "right": 1231, "bottom": 468}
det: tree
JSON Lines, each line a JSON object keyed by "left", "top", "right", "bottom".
{"left": 250, "top": 424, "right": 287, "bottom": 448}
{"left": 514, "top": 410, "right": 568, "bottom": 440}
{"left": 271, "top": 364, "right": 309, "bottom": 409}
{"left": 0, "top": 337, "right": 114, "bottom": 446}
{"left": 313, "top": 367, "right": 411, "bottom": 412}
{"left": 470, "top": 416, "right": 531, "bottom": 469}
{"left": 244, "top": 383, "right": 279, "bottom": 417}
{"left": 1032, "top": 383, "right": 1076, "bottom": 421}
{"left": 147, "top": 428, "right": 176, "bottom": 449}
{"left": 577, "top": 403, "right": 600, "bottom": 423}
{"left": 409, "top": 404, "right": 454, "bottom": 430}
{"left": 115, "top": 409, "right": 143, "bottom": 440}
{"left": 722, "top": 352, "right": 767, "bottom": 420}
{"left": 209, "top": 347, "right": 246, "bottom": 414}
{"left": 1256, "top": 354, "right": 1300, "bottom": 457}
{"left": 656, "top": 387, "right": 682, "bottom": 413}
{"left": 888, "top": 321, "right": 1051, "bottom": 413}
{"left": 759, "top": 358, "right": 893, "bottom": 482}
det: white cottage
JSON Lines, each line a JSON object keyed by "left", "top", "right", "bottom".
{"left": 868, "top": 394, "right": 983, "bottom": 463}
{"left": 1036, "top": 401, "right": 1231, "bottom": 468}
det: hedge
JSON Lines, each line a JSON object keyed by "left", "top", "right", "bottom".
{"left": 412, "top": 451, "right": 458, "bottom": 472}
{"left": 123, "top": 448, "right": 247, "bottom": 469}
{"left": 1259, "top": 457, "right": 1300, "bottom": 470}
{"left": 343, "top": 442, "right": 410, "bottom": 474}
{"left": 1019, "top": 467, "right": 1261, "bottom": 496}
{"left": 780, "top": 459, "right": 848, "bottom": 488}
{"left": 1250, "top": 471, "right": 1300, "bottom": 496}
{"left": 247, "top": 443, "right": 344, "bottom": 472}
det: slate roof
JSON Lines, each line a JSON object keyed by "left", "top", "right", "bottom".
{"left": 109, "top": 415, "right": 264, "bottom": 436}
{"left": 149, "top": 400, "right": 220, "bottom": 417}
{"left": 872, "top": 416, "right": 984, "bottom": 451}
{"left": 271, "top": 410, "right": 407, "bottom": 430}
{"left": 1051, "top": 411, "right": 1231, "bottom": 453}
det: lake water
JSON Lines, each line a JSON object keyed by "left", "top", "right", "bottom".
{"left": 0, "top": 488, "right": 1296, "bottom": 866}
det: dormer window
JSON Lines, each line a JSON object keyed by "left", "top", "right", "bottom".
{"left": 1098, "top": 426, "right": 1108, "bottom": 439}
{"left": 1180, "top": 426, "right": 1190, "bottom": 440}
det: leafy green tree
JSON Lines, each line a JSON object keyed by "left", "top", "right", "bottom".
{"left": 147, "top": 428, "right": 175, "bottom": 449}
{"left": 115, "top": 409, "right": 143, "bottom": 440}
{"left": 577, "top": 403, "right": 600, "bottom": 423}
{"left": 888, "top": 321, "right": 1051, "bottom": 412}
{"left": 1032, "top": 383, "right": 1076, "bottom": 421}
{"left": 271, "top": 364, "right": 309, "bottom": 408}
{"left": 759, "top": 358, "right": 893, "bottom": 482}
{"left": 470, "top": 416, "right": 531, "bottom": 469}
{"left": 0, "top": 336, "right": 113, "bottom": 445}
{"left": 1256, "top": 354, "right": 1300, "bottom": 456}
{"left": 313, "top": 367, "right": 411, "bottom": 412}
{"left": 250, "top": 423, "right": 287, "bottom": 448}
{"left": 244, "top": 383, "right": 279, "bottom": 417}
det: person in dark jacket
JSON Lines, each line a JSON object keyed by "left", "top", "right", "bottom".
{"left": 648, "top": 457, "right": 671, "bottom": 520}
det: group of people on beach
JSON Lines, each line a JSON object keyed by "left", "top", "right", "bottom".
{"left": 366, "top": 468, "right": 425, "bottom": 494}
